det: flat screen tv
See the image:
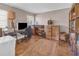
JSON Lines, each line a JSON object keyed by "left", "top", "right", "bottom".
{"left": 18, "top": 23, "right": 27, "bottom": 30}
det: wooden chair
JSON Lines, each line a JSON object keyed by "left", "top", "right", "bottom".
{"left": 0, "top": 28, "right": 2, "bottom": 37}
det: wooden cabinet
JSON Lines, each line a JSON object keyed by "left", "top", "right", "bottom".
{"left": 46, "top": 25, "right": 60, "bottom": 40}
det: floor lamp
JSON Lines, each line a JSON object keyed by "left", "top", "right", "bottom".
{"left": 8, "top": 9, "right": 16, "bottom": 38}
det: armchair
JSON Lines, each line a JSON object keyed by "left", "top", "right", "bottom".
{"left": 19, "top": 26, "right": 32, "bottom": 40}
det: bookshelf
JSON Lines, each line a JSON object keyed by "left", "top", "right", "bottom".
{"left": 69, "top": 3, "right": 79, "bottom": 55}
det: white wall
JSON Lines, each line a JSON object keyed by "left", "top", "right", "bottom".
{"left": 36, "top": 8, "right": 70, "bottom": 33}
{"left": 0, "top": 4, "right": 34, "bottom": 30}
{"left": 14, "top": 9, "right": 34, "bottom": 30}
{"left": 0, "top": 4, "right": 70, "bottom": 33}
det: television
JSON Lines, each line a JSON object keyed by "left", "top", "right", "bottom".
{"left": 18, "top": 23, "right": 27, "bottom": 30}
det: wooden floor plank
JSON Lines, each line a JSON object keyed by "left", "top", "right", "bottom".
{"left": 16, "top": 36, "right": 72, "bottom": 56}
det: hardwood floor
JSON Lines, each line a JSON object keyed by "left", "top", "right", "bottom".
{"left": 16, "top": 36, "right": 72, "bottom": 56}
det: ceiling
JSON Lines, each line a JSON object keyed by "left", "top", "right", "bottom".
{"left": 5, "top": 3, "right": 72, "bottom": 14}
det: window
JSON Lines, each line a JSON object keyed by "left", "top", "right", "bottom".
{"left": 27, "top": 15, "right": 34, "bottom": 26}
{"left": 0, "top": 9, "right": 8, "bottom": 31}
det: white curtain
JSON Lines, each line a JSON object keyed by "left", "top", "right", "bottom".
{"left": 0, "top": 9, "right": 8, "bottom": 31}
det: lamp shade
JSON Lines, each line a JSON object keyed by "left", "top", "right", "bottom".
{"left": 8, "top": 9, "right": 16, "bottom": 20}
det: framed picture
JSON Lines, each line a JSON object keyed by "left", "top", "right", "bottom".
{"left": 48, "top": 20, "right": 53, "bottom": 25}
